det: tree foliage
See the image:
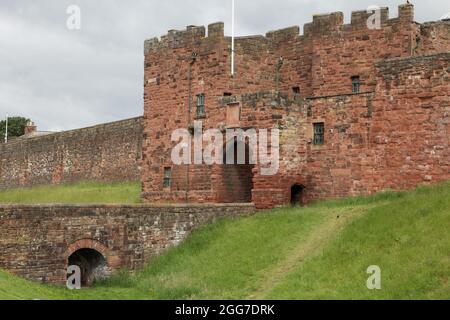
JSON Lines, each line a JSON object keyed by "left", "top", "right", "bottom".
{"left": 0, "top": 116, "right": 30, "bottom": 142}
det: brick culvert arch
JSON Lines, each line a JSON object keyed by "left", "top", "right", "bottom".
{"left": 65, "top": 239, "right": 116, "bottom": 287}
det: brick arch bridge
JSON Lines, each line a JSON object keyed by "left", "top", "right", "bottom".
{"left": 0, "top": 203, "right": 254, "bottom": 284}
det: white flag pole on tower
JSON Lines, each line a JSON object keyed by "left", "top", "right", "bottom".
{"left": 231, "top": 0, "right": 235, "bottom": 76}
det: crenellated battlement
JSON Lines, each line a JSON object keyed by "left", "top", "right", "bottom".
{"left": 144, "top": 24, "right": 206, "bottom": 53}
{"left": 142, "top": 2, "right": 449, "bottom": 112}
{"left": 265, "top": 26, "right": 300, "bottom": 43}
{"left": 303, "top": 11, "right": 344, "bottom": 36}
{"left": 144, "top": 4, "right": 419, "bottom": 54}
{"left": 142, "top": 2, "right": 449, "bottom": 101}
{"left": 349, "top": 7, "right": 389, "bottom": 28}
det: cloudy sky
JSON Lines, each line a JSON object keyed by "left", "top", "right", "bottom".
{"left": 1, "top": 0, "right": 449, "bottom": 131}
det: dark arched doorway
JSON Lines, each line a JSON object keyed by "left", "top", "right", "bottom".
{"left": 217, "top": 140, "right": 254, "bottom": 203}
{"left": 68, "top": 248, "right": 108, "bottom": 287}
{"left": 291, "top": 184, "right": 305, "bottom": 206}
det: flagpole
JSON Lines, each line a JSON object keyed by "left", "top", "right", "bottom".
{"left": 231, "top": 0, "right": 235, "bottom": 76}
{"left": 4, "top": 114, "right": 8, "bottom": 143}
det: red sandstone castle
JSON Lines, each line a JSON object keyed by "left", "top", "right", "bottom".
{"left": 141, "top": 4, "right": 450, "bottom": 209}
{"left": 1, "top": 4, "right": 449, "bottom": 210}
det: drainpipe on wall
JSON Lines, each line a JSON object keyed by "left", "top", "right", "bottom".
{"left": 186, "top": 52, "right": 197, "bottom": 203}
{"left": 275, "top": 57, "right": 284, "bottom": 93}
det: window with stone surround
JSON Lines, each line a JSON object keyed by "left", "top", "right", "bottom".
{"left": 313, "top": 123, "right": 325, "bottom": 145}
{"left": 196, "top": 93, "right": 206, "bottom": 117}
{"left": 351, "top": 76, "right": 361, "bottom": 93}
{"left": 163, "top": 167, "right": 172, "bottom": 188}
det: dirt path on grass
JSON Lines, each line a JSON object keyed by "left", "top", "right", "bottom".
{"left": 249, "top": 205, "right": 374, "bottom": 300}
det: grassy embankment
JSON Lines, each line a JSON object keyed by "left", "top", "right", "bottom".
{"left": 0, "top": 181, "right": 449, "bottom": 300}
{"left": 0, "top": 181, "right": 141, "bottom": 204}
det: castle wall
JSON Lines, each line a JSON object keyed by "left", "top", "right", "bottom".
{"left": 255, "top": 53, "right": 450, "bottom": 208}
{"left": 308, "top": 7, "right": 418, "bottom": 97}
{"left": 279, "top": 93, "right": 376, "bottom": 205}
{"left": 0, "top": 203, "right": 254, "bottom": 284}
{"left": 142, "top": 4, "right": 449, "bottom": 207}
{"left": 369, "top": 53, "right": 449, "bottom": 191}
{"left": 0, "top": 117, "right": 143, "bottom": 189}
{"left": 416, "top": 21, "right": 450, "bottom": 55}
{"left": 142, "top": 51, "right": 449, "bottom": 209}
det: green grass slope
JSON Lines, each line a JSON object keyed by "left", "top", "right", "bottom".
{"left": 0, "top": 181, "right": 141, "bottom": 204}
{"left": 0, "top": 182, "right": 449, "bottom": 300}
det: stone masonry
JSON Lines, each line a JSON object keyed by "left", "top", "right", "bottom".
{"left": 142, "top": 4, "right": 450, "bottom": 209}
{"left": 0, "top": 203, "right": 254, "bottom": 284}
{"left": 0, "top": 117, "right": 143, "bottom": 189}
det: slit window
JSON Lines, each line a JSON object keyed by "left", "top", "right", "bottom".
{"left": 351, "top": 76, "right": 361, "bottom": 93}
{"left": 313, "top": 123, "right": 325, "bottom": 145}
{"left": 163, "top": 167, "right": 172, "bottom": 188}
{"left": 292, "top": 86, "right": 300, "bottom": 95}
{"left": 196, "top": 93, "right": 205, "bottom": 117}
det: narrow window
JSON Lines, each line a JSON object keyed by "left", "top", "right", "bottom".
{"left": 196, "top": 93, "right": 205, "bottom": 117}
{"left": 163, "top": 167, "right": 172, "bottom": 188}
{"left": 313, "top": 123, "right": 325, "bottom": 145}
{"left": 292, "top": 86, "right": 300, "bottom": 95}
{"left": 351, "top": 76, "right": 361, "bottom": 93}
{"left": 223, "top": 92, "right": 232, "bottom": 97}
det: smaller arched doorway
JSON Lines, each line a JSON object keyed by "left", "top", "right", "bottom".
{"left": 291, "top": 184, "right": 305, "bottom": 206}
{"left": 68, "top": 248, "right": 107, "bottom": 287}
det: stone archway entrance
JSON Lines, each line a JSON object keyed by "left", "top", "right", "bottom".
{"left": 216, "top": 140, "right": 254, "bottom": 203}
